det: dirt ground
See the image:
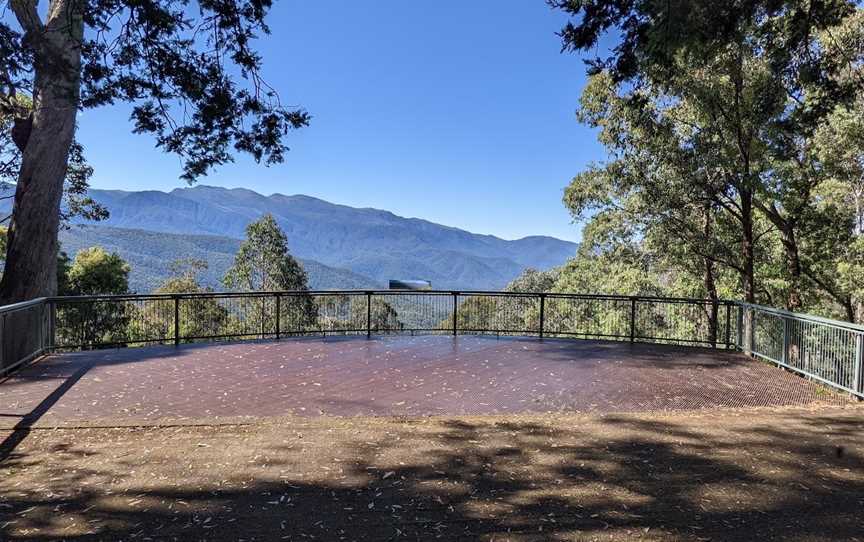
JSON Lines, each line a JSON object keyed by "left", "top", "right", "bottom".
{"left": 2, "top": 404, "right": 863, "bottom": 541}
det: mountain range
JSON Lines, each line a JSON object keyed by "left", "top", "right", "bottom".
{"left": 45, "top": 185, "right": 578, "bottom": 291}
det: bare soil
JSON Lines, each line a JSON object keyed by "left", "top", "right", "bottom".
{"left": 2, "top": 405, "right": 863, "bottom": 541}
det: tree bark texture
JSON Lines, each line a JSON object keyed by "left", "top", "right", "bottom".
{"left": 1, "top": 0, "right": 83, "bottom": 303}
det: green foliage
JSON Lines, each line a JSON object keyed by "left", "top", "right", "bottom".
{"left": 224, "top": 215, "right": 310, "bottom": 292}
{"left": 1, "top": 0, "right": 309, "bottom": 183}
{"left": 224, "top": 214, "right": 316, "bottom": 329}
{"left": 124, "top": 259, "right": 230, "bottom": 343}
{"left": 552, "top": 0, "right": 864, "bottom": 322}
{"left": 60, "top": 246, "right": 130, "bottom": 296}
{"left": 157, "top": 259, "right": 212, "bottom": 294}
{"left": 504, "top": 268, "right": 560, "bottom": 293}
{"left": 55, "top": 246, "right": 131, "bottom": 347}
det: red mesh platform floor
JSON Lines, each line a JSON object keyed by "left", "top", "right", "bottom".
{"left": 0, "top": 335, "right": 850, "bottom": 425}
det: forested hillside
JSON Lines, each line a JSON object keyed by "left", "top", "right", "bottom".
{"left": 58, "top": 226, "right": 378, "bottom": 293}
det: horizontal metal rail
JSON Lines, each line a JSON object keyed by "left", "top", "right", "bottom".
{"left": 44, "top": 290, "right": 738, "bottom": 304}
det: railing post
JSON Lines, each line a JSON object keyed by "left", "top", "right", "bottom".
{"left": 781, "top": 316, "right": 790, "bottom": 365}
{"left": 46, "top": 300, "right": 56, "bottom": 352}
{"left": 629, "top": 297, "right": 636, "bottom": 343}
{"left": 742, "top": 307, "right": 754, "bottom": 356}
{"left": 0, "top": 312, "right": 6, "bottom": 372}
{"left": 173, "top": 295, "right": 180, "bottom": 347}
{"left": 260, "top": 296, "right": 266, "bottom": 339}
{"left": 538, "top": 294, "right": 545, "bottom": 339}
{"left": 366, "top": 291, "right": 372, "bottom": 339}
{"left": 452, "top": 292, "right": 458, "bottom": 336}
{"left": 724, "top": 302, "right": 731, "bottom": 349}
{"left": 854, "top": 332, "right": 864, "bottom": 397}
{"left": 709, "top": 300, "right": 719, "bottom": 349}
{"left": 275, "top": 294, "right": 281, "bottom": 340}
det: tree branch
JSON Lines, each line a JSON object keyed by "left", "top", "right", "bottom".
{"left": 10, "top": 0, "right": 44, "bottom": 34}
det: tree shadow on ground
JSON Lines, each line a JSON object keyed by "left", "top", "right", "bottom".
{"left": 1, "top": 408, "right": 863, "bottom": 541}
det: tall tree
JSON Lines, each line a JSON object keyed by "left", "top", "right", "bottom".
{"left": 0, "top": 0, "right": 309, "bottom": 303}
{"left": 224, "top": 214, "right": 316, "bottom": 329}
{"left": 224, "top": 214, "right": 309, "bottom": 292}
{"left": 552, "top": 0, "right": 862, "bottom": 315}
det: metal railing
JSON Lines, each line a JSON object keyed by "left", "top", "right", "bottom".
{"left": 3, "top": 290, "right": 735, "bottom": 356}
{"left": 1, "top": 289, "right": 861, "bottom": 399}
{"left": 0, "top": 298, "right": 52, "bottom": 375}
{"left": 737, "top": 302, "right": 864, "bottom": 398}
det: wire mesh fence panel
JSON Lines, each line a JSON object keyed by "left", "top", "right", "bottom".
{"left": 742, "top": 303, "right": 864, "bottom": 397}
{"left": 0, "top": 299, "right": 50, "bottom": 373}
{"left": 55, "top": 297, "right": 176, "bottom": 348}
{"left": 543, "top": 295, "right": 632, "bottom": 340}
{"left": 121, "top": 297, "right": 175, "bottom": 345}
{"left": 279, "top": 292, "right": 322, "bottom": 334}
{"left": 373, "top": 292, "right": 452, "bottom": 333}
{"left": 364, "top": 294, "right": 405, "bottom": 333}
{"left": 310, "top": 293, "right": 366, "bottom": 334}
{"left": 220, "top": 295, "right": 263, "bottom": 339}
{"left": 634, "top": 299, "right": 729, "bottom": 346}
{"left": 790, "top": 318, "right": 860, "bottom": 391}
{"left": 456, "top": 293, "right": 540, "bottom": 335}
{"left": 177, "top": 295, "right": 232, "bottom": 341}
{"left": 752, "top": 309, "right": 785, "bottom": 362}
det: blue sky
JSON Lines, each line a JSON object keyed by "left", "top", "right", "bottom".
{"left": 77, "top": 1, "right": 602, "bottom": 242}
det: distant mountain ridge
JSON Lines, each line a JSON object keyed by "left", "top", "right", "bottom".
{"left": 55, "top": 185, "right": 577, "bottom": 290}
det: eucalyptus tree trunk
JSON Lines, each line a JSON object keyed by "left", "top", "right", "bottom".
{"left": 778, "top": 225, "right": 803, "bottom": 311}
{"left": 701, "top": 204, "right": 719, "bottom": 347}
{"left": 1, "top": 0, "right": 83, "bottom": 303}
{"left": 739, "top": 189, "right": 756, "bottom": 354}
{"left": 740, "top": 189, "right": 756, "bottom": 304}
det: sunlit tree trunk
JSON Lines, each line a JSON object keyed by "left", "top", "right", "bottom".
{"left": 1, "top": 0, "right": 83, "bottom": 303}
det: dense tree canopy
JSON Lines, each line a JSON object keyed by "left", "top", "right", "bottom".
{"left": 552, "top": 0, "right": 864, "bottom": 322}
{"left": 54, "top": 245, "right": 131, "bottom": 345}
{"left": 58, "top": 246, "right": 130, "bottom": 296}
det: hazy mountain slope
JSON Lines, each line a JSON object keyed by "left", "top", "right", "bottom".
{"left": 58, "top": 225, "right": 379, "bottom": 293}
{"left": 54, "top": 185, "right": 577, "bottom": 290}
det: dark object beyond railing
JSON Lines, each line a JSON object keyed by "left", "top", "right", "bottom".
{"left": 389, "top": 279, "right": 432, "bottom": 290}
{"left": 0, "top": 290, "right": 861, "bottom": 398}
